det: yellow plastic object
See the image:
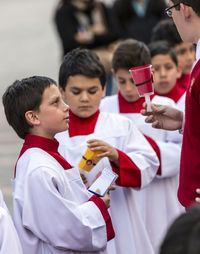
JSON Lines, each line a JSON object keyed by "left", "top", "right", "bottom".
{"left": 78, "top": 147, "right": 103, "bottom": 172}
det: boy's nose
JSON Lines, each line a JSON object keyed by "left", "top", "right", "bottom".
{"left": 125, "top": 82, "right": 133, "bottom": 91}
{"left": 160, "top": 68, "right": 167, "bottom": 76}
{"left": 80, "top": 91, "right": 89, "bottom": 101}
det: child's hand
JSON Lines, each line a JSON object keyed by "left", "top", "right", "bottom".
{"left": 195, "top": 188, "right": 200, "bottom": 203}
{"left": 101, "top": 193, "right": 111, "bottom": 209}
{"left": 91, "top": 171, "right": 102, "bottom": 185}
{"left": 80, "top": 172, "right": 88, "bottom": 185}
{"left": 87, "top": 139, "right": 119, "bottom": 167}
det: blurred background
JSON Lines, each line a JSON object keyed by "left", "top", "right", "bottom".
{"left": 0, "top": 0, "right": 60, "bottom": 212}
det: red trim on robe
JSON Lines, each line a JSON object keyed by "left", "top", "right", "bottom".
{"left": 111, "top": 149, "right": 141, "bottom": 188}
{"left": 117, "top": 93, "right": 161, "bottom": 176}
{"left": 68, "top": 110, "right": 100, "bottom": 137}
{"left": 144, "top": 135, "right": 161, "bottom": 175}
{"left": 68, "top": 109, "right": 142, "bottom": 187}
{"left": 118, "top": 91, "right": 155, "bottom": 113}
{"left": 15, "top": 134, "right": 114, "bottom": 237}
{"left": 89, "top": 195, "right": 115, "bottom": 241}
{"left": 14, "top": 134, "right": 72, "bottom": 177}
{"left": 155, "top": 81, "right": 185, "bottom": 103}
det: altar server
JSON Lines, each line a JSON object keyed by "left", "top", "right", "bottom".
{"left": 2, "top": 76, "right": 114, "bottom": 254}
{"left": 100, "top": 39, "right": 184, "bottom": 254}
{"left": 56, "top": 48, "right": 159, "bottom": 254}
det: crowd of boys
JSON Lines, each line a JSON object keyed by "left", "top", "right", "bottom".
{"left": 1, "top": 1, "right": 200, "bottom": 253}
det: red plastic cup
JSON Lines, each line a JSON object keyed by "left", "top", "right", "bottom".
{"left": 129, "top": 64, "right": 153, "bottom": 97}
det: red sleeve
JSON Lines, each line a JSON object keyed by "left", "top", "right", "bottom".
{"left": 144, "top": 135, "right": 161, "bottom": 175}
{"left": 89, "top": 195, "right": 115, "bottom": 241}
{"left": 110, "top": 149, "right": 141, "bottom": 188}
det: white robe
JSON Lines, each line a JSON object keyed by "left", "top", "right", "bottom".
{"left": 56, "top": 112, "right": 159, "bottom": 254}
{"left": 176, "top": 92, "right": 186, "bottom": 112}
{"left": 100, "top": 95, "right": 184, "bottom": 254}
{"left": 0, "top": 190, "right": 22, "bottom": 254}
{"left": 13, "top": 148, "right": 110, "bottom": 254}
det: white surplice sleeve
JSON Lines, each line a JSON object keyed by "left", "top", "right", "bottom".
{"left": 21, "top": 167, "right": 108, "bottom": 252}
{"left": 155, "top": 140, "right": 181, "bottom": 178}
{"left": 0, "top": 192, "right": 22, "bottom": 254}
{"left": 116, "top": 119, "right": 160, "bottom": 189}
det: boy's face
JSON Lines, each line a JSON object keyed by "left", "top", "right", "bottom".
{"left": 113, "top": 68, "right": 140, "bottom": 102}
{"left": 152, "top": 54, "right": 181, "bottom": 95}
{"left": 174, "top": 42, "right": 195, "bottom": 74}
{"left": 60, "top": 75, "right": 106, "bottom": 118}
{"left": 35, "top": 85, "right": 69, "bottom": 139}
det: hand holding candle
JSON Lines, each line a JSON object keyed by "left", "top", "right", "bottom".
{"left": 78, "top": 147, "right": 103, "bottom": 172}
{"left": 129, "top": 64, "right": 154, "bottom": 112}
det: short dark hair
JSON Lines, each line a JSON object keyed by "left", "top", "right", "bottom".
{"left": 151, "top": 19, "right": 182, "bottom": 47}
{"left": 58, "top": 48, "right": 106, "bottom": 90}
{"left": 171, "top": 0, "right": 200, "bottom": 17}
{"left": 112, "top": 39, "right": 151, "bottom": 72}
{"left": 148, "top": 40, "right": 178, "bottom": 66}
{"left": 2, "top": 76, "right": 57, "bottom": 139}
{"left": 160, "top": 206, "right": 200, "bottom": 254}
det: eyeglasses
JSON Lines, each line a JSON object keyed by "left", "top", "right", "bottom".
{"left": 165, "top": 2, "right": 180, "bottom": 18}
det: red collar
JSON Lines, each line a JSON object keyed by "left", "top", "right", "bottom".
{"left": 118, "top": 91, "right": 155, "bottom": 113}
{"left": 155, "top": 81, "right": 185, "bottom": 103}
{"left": 15, "top": 134, "right": 71, "bottom": 177}
{"left": 68, "top": 109, "right": 100, "bottom": 137}
{"left": 177, "top": 73, "right": 191, "bottom": 90}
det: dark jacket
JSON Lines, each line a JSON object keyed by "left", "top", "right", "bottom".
{"left": 54, "top": 2, "right": 119, "bottom": 55}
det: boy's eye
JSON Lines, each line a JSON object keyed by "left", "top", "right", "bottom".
{"left": 153, "top": 66, "right": 160, "bottom": 71}
{"left": 88, "top": 89, "right": 98, "bottom": 94}
{"left": 118, "top": 79, "right": 126, "bottom": 85}
{"left": 71, "top": 89, "right": 81, "bottom": 95}
{"left": 177, "top": 49, "right": 186, "bottom": 55}
{"left": 72, "top": 91, "right": 80, "bottom": 95}
{"left": 165, "top": 65, "right": 173, "bottom": 70}
{"left": 53, "top": 98, "right": 59, "bottom": 104}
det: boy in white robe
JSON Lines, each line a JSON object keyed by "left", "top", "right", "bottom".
{"left": 148, "top": 40, "right": 185, "bottom": 112}
{"left": 56, "top": 48, "right": 160, "bottom": 254}
{"left": 2, "top": 76, "right": 114, "bottom": 254}
{"left": 0, "top": 190, "right": 23, "bottom": 254}
{"left": 100, "top": 39, "right": 184, "bottom": 254}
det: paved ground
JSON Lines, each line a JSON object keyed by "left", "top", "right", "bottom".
{"left": 0, "top": 0, "right": 61, "bottom": 213}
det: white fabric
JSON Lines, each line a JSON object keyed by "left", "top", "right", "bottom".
{"left": 13, "top": 148, "right": 108, "bottom": 254}
{"left": 56, "top": 112, "right": 159, "bottom": 254}
{"left": 0, "top": 190, "right": 22, "bottom": 254}
{"left": 191, "top": 39, "right": 200, "bottom": 69}
{"left": 100, "top": 95, "right": 185, "bottom": 254}
{"left": 196, "top": 39, "right": 200, "bottom": 63}
{"left": 176, "top": 92, "right": 186, "bottom": 112}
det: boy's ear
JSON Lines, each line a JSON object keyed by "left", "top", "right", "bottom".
{"left": 25, "top": 111, "right": 40, "bottom": 126}
{"left": 59, "top": 86, "right": 66, "bottom": 100}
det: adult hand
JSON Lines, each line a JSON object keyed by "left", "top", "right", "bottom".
{"left": 141, "top": 104, "right": 183, "bottom": 131}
